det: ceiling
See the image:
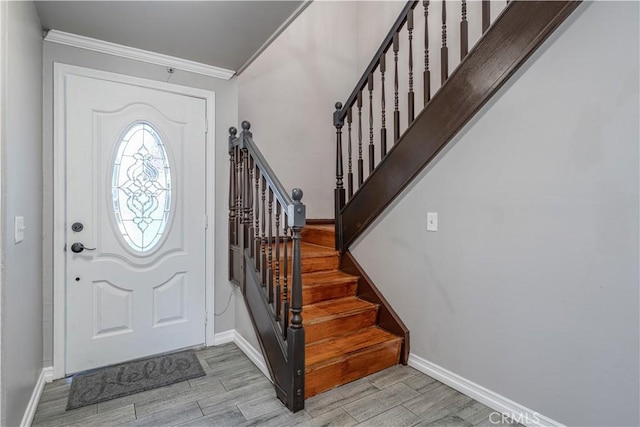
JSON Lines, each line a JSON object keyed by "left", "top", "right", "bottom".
{"left": 35, "top": 1, "right": 306, "bottom": 73}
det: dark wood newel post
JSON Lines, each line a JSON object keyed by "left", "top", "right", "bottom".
{"left": 333, "top": 102, "right": 345, "bottom": 251}
{"left": 287, "top": 188, "right": 305, "bottom": 412}
{"left": 228, "top": 127, "right": 238, "bottom": 281}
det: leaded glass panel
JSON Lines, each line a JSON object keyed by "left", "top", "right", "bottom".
{"left": 112, "top": 122, "right": 172, "bottom": 252}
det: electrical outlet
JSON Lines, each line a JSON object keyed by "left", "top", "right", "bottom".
{"left": 427, "top": 212, "right": 438, "bottom": 231}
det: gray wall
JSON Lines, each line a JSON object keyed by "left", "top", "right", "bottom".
{"left": 237, "top": 1, "right": 360, "bottom": 220}
{"left": 1, "top": 2, "right": 44, "bottom": 425}
{"left": 42, "top": 43, "right": 238, "bottom": 367}
{"left": 351, "top": 2, "right": 639, "bottom": 426}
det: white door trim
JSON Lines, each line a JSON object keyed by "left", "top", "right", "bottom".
{"left": 53, "top": 63, "right": 216, "bottom": 379}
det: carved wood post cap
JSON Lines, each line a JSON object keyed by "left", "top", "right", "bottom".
{"left": 228, "top": 127, "right": 237, "bottom": 152}
{"left": 290, "top": 188, "right": 305, "bottom": 228}
{"left": 333, "top": 103, "right": 345, "bottom": 128}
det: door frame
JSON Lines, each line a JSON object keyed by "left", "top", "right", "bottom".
{"left": 52, "top": 63, "right": 216, "bottom": 379}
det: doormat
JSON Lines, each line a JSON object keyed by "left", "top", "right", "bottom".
{"left": 66, "top": 349, "right": 205, "bottom": 410}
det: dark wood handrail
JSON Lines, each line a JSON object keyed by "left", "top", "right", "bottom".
{"left": 230, "top": 122, "right": 295, "bottom": 217}
{"left": 334, "top": 1, "right": 419, "bottom": 126}
{"left": 338, "top": 0, "right": 582, "bottom": 250}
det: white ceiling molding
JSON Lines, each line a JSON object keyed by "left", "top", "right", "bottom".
{"left": 44, "top": 30, "right": 236, "bottom": 80}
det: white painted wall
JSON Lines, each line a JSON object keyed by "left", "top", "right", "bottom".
{"left": 41, "top": 43, "right": 238, "bottom": 366}
{"left": 0, "top": 2, "right": 44, "bottom": 425}
{"left": 237, "top": 1, "right": 360, "bottom": 220}
{"left": 351, "top": 2, "right": 639, "bottom": 426}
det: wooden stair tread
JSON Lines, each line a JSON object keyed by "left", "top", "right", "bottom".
{"left": 305, "top": 327, "right": 401, "bottom": 368}
{"left": 299, "top": 242, "right": 337, "bottom": 257}
{"left": 303, "top": 297, "right": 377, "bottom": 324}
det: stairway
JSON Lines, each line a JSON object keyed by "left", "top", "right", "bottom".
{"left": 299, "top": 224, "right": 402, "bottom": 398}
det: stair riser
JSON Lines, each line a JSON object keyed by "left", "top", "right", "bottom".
{"left": 269, "top": 254, "right": 339, "bottom": 275}
{"left": 301, "top": 227, "right": 335, "bottom": 248}
{"left": 305, "top": 309, "right": 377, "bottom": 343}
{"left": 301, "top": 255, "right": 339, "bottom": 273}
{"left": 278, "top": 282, "right": 357, "bottom": 306}
{"left": 303, "top": 281, "right": 357, "bottom": 305}
{"left": 305, "top": 341, "right": 401, "bottom": 398}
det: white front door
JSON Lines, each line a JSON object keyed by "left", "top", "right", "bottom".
{"left": 63, "top": 72, "right": 207, "bottom": 374}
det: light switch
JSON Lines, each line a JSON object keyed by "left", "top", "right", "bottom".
{"left": 14, "top": 216, "right": 25, "bottom": 243}
{"left": 427, "top": 212, "right": 438, "bottom": 232}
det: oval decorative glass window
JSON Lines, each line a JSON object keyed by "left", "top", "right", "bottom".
{"left": 112, "top": 122, "right": 172, "bottom": 253}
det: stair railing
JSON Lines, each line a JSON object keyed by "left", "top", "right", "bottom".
{"left": 228, "top": 121, "right": 305, "bottom": 412}
{"left": 333, "top": 0, "right": 508, "bottom": 251}
{"left": 332, "top": 0, "right": 580, "bottom": 251}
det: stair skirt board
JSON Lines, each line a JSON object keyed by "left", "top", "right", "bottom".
{"left": 408, "top": 354, "right": 563, "bottom": 427}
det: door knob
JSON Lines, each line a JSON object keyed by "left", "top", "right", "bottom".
{"left": 70, "top": 242, "right": 96, "bottom": 253}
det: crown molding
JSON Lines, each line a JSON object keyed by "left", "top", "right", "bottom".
{"left": 44, "top": 30, "right": 235, "bottom": 80}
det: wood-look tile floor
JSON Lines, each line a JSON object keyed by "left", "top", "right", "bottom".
{"left": 33, "top": 343, "right": 523, "bottom": 427}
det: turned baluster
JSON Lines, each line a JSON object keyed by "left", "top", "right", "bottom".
{"left": 274, "top": 203, "right": 281, "bottom": 321}
{"left": 282, "top": 211, "right": 289, "bottom": 338}
{"left": 253, "top": 163, "right": 260, "bottom": 268}
{"left": 260, "top": 176, "right": 267, "bottom": 287}
{"left": 247, "top": 157, "right": 254, "bottom": 259}
{"left": 393, "top": 32, "right": 400, "bottom": 142}
{"left": 424, "top": 1, "right": 431, "bottom": 104}
{"left": 241, "top": 122, "right": 252, "bottom": 254}
{"left": 380, "top": 54, "right": 388, "bottom": 158}
{"left": 357, "top": 91, "right": 364, "bottom": 186}
{"left": 441, "top": 0, "right": 449, "bottom": 85}
{"left": 347, "top": 108, "right": 354, "bottom": 198}
{"left": 408, "top": 8, "right": 415, "bottom": 124}
{"left": 267, "top": 188, "right": 274, "bottom": 301}
{"left": 235, "top": 145, "right": 242, "bottom": 245}
{"left": 368, "top": 74, "right": 374, "bottom": 174}
{"left": 461, "top": 0, "right": 468, "bottom": 59}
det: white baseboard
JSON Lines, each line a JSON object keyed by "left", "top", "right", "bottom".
{"left": 408, "top": 354, "right": 564, "bottom": 427}
{"left": 213, "top": 330, "right": 271, "bottom": 382}
{"left": 20, "top": 367, "right": 53, "bottom": 427}
{"left": 212, "top": 330, "right": 235, "bottom": 346}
